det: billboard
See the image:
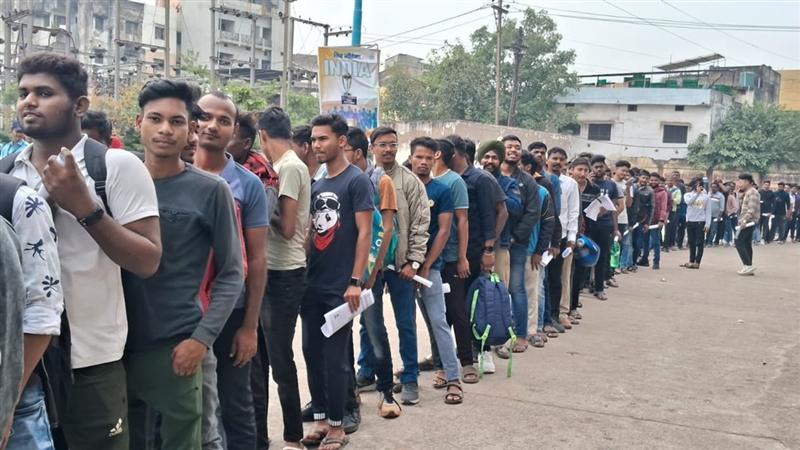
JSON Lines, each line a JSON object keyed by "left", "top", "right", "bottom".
{"left": 317, "top": 46, "right": 380, "bottom": 130}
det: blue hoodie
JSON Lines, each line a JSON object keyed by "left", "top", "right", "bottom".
{"left": 492, "top": 171, "right": 521, "bottom": 248}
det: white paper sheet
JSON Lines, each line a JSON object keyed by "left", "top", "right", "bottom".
{"left": 584, "top": 199, "right": 603, "bottom": 221}
{"left": 648, "top": 224, "right": 660, "bottom": 230}
{"left": 540, "top": 251, "right": 554, "bottom": 267}
{"left": 386, "top": 265, "right": 433, "bottom": 287}
{"left": 598, "top": 194, "right": 617, "bottom": 212}
{"left": 321, "top": 290, "right": 375, "bottom": 338}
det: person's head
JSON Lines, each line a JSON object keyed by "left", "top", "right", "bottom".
{"left": 446, "top": 135, "right": 468, "bottom": 170}
{"left": 791, "top": 184, "right": 798, "bottom": 194}
{"left": 16, "top": 52, "right": 89, "bottom": 141}
{"left": 520, "top": 149, "right": 537, "bottom": 176}
{"left": 778, "top": 181, "right": 786, "bottom": 191}
{"left": 689, "top": 177, "right": 703, "bottom": 192}
{"left": 309, "top": 113, "right": 348, "bottom": 164}
{"left": 590, "top": 155, "right": 607, "bottom": 176}
{"left": 253, "top": 107, "right": 290, "bottom": 162}
{"left": 434, "top": 138, "right": 455, "bottom": 167}
{"left": 762, "top": 180, "right": 771, "bottom": 189}
{"left": 290, "top": 124, "right": 312, "bottom": 159}
{"left": 578, "top": 151, "right": 593, "bottom": 160}
{"left": 546, "top": 147, "right": 568, "bottom": 174}
{"left": 737, "top": 173, "right": 755, "bottom": 191}
{"left": 135, "top": 79, "right": 196, "bottom": 160}
{"left": 464, "top": 138, "right": 476, "bottom": 164}
{"left": 570, "top": 158, "right": 590, "bottom": 183}
{"left": 649, "top": 172, "right": 661, "bottom": 188}
{"left": 409, "top": 136, "right": 437, "bottom": 178}
{"left": 81, "top": 110, "right": 113, "bottom": 146}
{"left": 370, "top": 126, "right": 398, "bottom": 165}
{"left": 477, "top": 140, "right": 506, "bottom": 175}
{"left": 345, "top": 127, "right": 370, "bottom": 166}
{"left": 10, "top": 120, "right": 25, "bottom": 142}
{"left": 197, "top": 92, "right": 239, "bottom": 152}
{"left": 527, "top": 141, "right": 547, "bottom": 165}
{"left": 228, "top": 111, "right": 257, "bottom": 163}
{"left": 502, "top": 135, "right": 522, "bottom": 164}
{"left": 613, "top": 160, "right": 630, "bottom": 180}
{"left": 638, "top": 169, "right": 650, "bottom": 186}
{"left": 181, "top": 103, "right": 204, "bottom": 164}
{"left": 711, "top": 182, "right": 720, "bottom": 193}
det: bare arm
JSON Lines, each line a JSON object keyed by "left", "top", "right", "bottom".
{"left": 353, "top": 210, "right": 373, "bottom": 281}
{"left": 84, "top": 216, "right": 162, "bottom": 277}
{"left": 455, "top": 208, "right": 468, "bottom": 260}
{"left": 271, "top": 195, "right": 298, "bottom": 241}
{"left": 21, "top": 335, "right": 51, "bottom": 388}
{"left": 228, "top": 226, "right": 268, "bottom": 367}
{"left": 493, "top": 201, "right": 508, "bottom": 242}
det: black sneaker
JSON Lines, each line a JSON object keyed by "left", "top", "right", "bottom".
{"left": 636, "top": 260, "right": 649, "bottom": 267}
{"left": 356, "top": 374, "right": 376, "bottom": 392}
{"left": 652, "top": 262, "right": 660, "bottom": 270}
{"left": 343, "top": 407, "right": 360, "bottom": 434}
{"left": 301, "top": 401, "right": 314, "bottom": 422}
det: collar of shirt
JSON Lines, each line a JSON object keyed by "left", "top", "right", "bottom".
{"left": 13, "top": 134, "right": 88, "bottom": 179}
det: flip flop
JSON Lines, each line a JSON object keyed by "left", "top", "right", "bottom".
{"left": 527, "top": 335, "right": 545, "bottom": 348}
{"left": 462, "top": 365, "right": 480, "bottom": 384}
{"left": 320, "top": 436, "right": 350, "bottom": 450}
{"left": 512, "top": 340, "right": 528, "bottom": 353}
{"left": 300, "top": 430, "right": 327, "bottom": 447}
{"left": 495, "top": 345, "right": 511, "bottom": 360}
{"left": 432, "top": 370, "right": 448, "bottom": 389}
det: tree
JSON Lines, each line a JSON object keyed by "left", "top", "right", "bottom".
{"left": 380, "top": 65, "right": 432, "bottom": 121}
{"left": 178, "top": 50, "right": 212, "bottom": 90}
{"left": 688, "top": 103, "right": 800, "bottom": 176}
{"left": 224, "top": 80, "right": 319, "bottom": 125}
{"left": 90, "top": 84, "right": 143, "bottom": 151}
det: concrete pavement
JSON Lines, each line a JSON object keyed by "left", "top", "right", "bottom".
{"left": 266, "top": 242, "right": 800, "bottom": 449}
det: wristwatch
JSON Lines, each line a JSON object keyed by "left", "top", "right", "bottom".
{"left": 77, "top": 205, "right": 105, "bottom": 229}
{"left": 483, "top": 245, "right": 495, "bottom": 254}
{"left": 410, "top": 261, "right": 421, "bottom": 270}
{"left": 349, "top": 277, "right": 360, "bottom": 287}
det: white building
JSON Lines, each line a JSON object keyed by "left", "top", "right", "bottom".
{"left": 556, "top": 87, "right": 734, "bottom": 161}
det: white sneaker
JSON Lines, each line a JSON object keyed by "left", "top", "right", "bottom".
{"left": 760, "top": 239, "right": 766, "bottom": 245}
{"left": 743, "top": 265, "right": 756, "bottom": 275}
{"left": 737, "top": 265, "right": 747, "bottom": 275}
{"left": 482, "top": 351, "right": 496, "bottom": 374}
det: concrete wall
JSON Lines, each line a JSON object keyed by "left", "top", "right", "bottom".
{"left": 778, "top": 70, "right": 800, "bottom": 111}
{"left": 380, "top": 120, "right": 572, "bottom": 162}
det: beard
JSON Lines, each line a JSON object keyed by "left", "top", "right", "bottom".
{"left": 21, "top": 107, "right": 76, "bottom": 140}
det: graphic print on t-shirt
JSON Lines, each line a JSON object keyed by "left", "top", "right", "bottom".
{"left": 312, "top": 191, "right": 341, "bottom": 250}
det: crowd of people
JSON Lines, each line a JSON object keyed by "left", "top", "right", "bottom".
{"left": 1, "top": 51, "right": 797, "bottom": 450}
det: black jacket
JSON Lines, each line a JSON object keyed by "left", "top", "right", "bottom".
{"left": 535, "top": 173, "right": 563, "bottom": 249}
{"left": 508, "top": 167, "right": 541, "bottom": 246}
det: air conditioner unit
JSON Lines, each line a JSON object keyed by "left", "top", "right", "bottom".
{"left": 739, "top": 72, "right": 756, "bottom": 88}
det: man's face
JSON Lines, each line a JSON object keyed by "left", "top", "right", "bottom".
{"left": 197, "top": 95, "right": 237, "bottom": 152}
{"left": 410, "top": 146, "right": 434, "bottom": 178}
{"left": 762, "top": 181, "right": 771, "bottom": 190}
{"left": 547, "top": 151, "right": 564, "bottom": 174}
{"left": 711, "top": 183, "right": 719, "bottom": 193}
{"left": 779, "top": 184, "right": 786, "bottom": 191}
{"left": 481, "top": 150, "right": 500, "bottom": 174}
{"left": 17, "top": 73, "right": 80, "bottom": 140}
{"left": 371, "top": 132, "right": 398, "bottom": 165}
{"left": 592, "top": 162, "right": 606, "bottom": 178}
{"left": 290, "top": 140, "right": 311, "bottom": 160}
{"left": 504, "top": 140, "right": 522, "bottom": 163}
{"left": 225, "top": 131, "right": 252, "bottom": 163}
{"left": 614, "top": 166, "right": 629, "bottom": 180}
{"left": 736, "top": 179, "right": 749, "bottom": 192}
{"left": 311, "top": 124, "right": 344, "bottom": 164}
{"left": 182, "top": 128, "right": 198, "bottom": 164}
{"left": 791, "top": 186, "right": 797, "bottom": 194}
{"left": 571, "top": 164, "right": 589, "bottom": 183}
{"left": 136, "top": 97, "right": 191, "bottom": 160}
{"left": 649, "top": 175, "right": 660, "bottom": 188}
{"left": 11, "top": 129, "right": 25, "bottom": 142}
{"left": 639, "top": 174, "right": 649, "bottom": 186}
{"left": 531, "top": 146, "right": 546, "bottom": 165}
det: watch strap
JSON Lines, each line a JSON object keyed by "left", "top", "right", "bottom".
{"left": 77, "top": 205, "right": 105, "bottom": 229}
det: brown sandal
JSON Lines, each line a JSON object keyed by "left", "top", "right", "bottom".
{"left": 444, "top": 381, "right": 464, "bottom": 405}
{"left": 462, "top": 365, "right": 479, "bottom": 384}
{"left": 432, "top": 370, "right": 448, "bottom": 389}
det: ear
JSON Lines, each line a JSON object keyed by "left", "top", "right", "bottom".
{"left": 188, "top": 120, "right": 196, "bottom": 135}
{"left": 257, "top": 129, "right": 268, "bottom": 147}
{"left": 134, "top": 113, "right": 142, "bottom": 132}
{"left": 338, "top": 134, "right": 347, "bottom": 149}
{"left": 434, "top": 150, "right": 442, "bottom": 160}
{"left": 75, "top": 95, "right": 90, "bottom": 117}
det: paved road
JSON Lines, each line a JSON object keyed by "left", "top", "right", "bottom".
{"left": 267, "top": 243, "right": 800, "bottom": 449}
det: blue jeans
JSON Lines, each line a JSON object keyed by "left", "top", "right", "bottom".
{"left": 8, "top": 384, "right": 55, "bottom": 449}
{"left": 536, "top": 265, "right": 547, "bottom": 331}
{"left": 508, "top": 244, "right": 529, "bottom": 337}
{"left": 359, "top": 269, "right": 417, "bottom": 384}
{"left": 619, "top": 224, "right": 632, "bottom": 268}
{"left": 642, "top": 228, "right": 661, "bottom": 264}
{"left": 706, "top": 219, "right": 719, "bottom": 245}
{"left": 417, "top": 269, "right": 459, "bottom": 382}
{"left": 357, "top": 270, "right": 395, "bottom": 393}
{"left": 724, "top": 215, "right": 737, "bottom": 243}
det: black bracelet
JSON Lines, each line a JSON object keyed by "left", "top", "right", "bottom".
{"left": 77, "top": 205, "right": 105, "bottom": 229}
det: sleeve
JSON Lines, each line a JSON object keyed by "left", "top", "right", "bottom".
{"left": 567, "top": 181, "right": 580, "bottom": 242}
{"left": 476, "top": 176, "right": 497, "bottom": 242}
{"left": 608, "top": 182, "right": 620, "bottom": 200}
{"left": 452, "top": 177, "right": 469, "bottom": 209}
{"left": 13, "top": 186, "right": 63, "bottom": 336}
{"left": 439, "top": 187, "right": 454, "bottom": 213}
{"left": 241, "top": 174, "right": 270, "bottom": 229}
{"left": 535, "top": 193, "right": 555, "bottom": 256}
{"left": 351, "top": 172, "right": 376, "bottom": 212}
{"left": 648, "top": 192, "right": 656, "bottom": 223}
{"left": 551, "top": 174, "right": 562, "bottom": 216}
{"left": 504, "top": 178, "right": 522, "bottom": 215}
{"left": 684, "top": 192, "right": 697, "bottom": 207}
{"left": 106, "top": 149, "right": 159, "bottom": 225}
{"left": 704, "top": 195, "right": 713, "bottom": 228}
{"left": 192, "top": 182, "right": 244, "bottom": 347}
{"left": 511, "top": 181, "right": 539, "bottom": 245}
{"left": 405, "top": 175, "right": 431, "bottom": 263}
{"left": 278, "top": 162, "right": 305, "bottom": 201}
{"left": 491, "top": 177, "right": 506, "bottom": 203}
{"left": 378, "top": 175, "right": 398, "bottom": 211}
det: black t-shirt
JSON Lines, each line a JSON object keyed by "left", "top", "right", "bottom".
{"left": 579, "top": 181, "right": 601, "bottom": 231}
{"left": 594, "top": 179, "right": 620, "bottom": 227}
{"left": 308, "top": 164, "right": 374, "bottom": 296}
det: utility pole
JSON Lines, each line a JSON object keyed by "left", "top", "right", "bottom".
{"left": 23, "top": 0, "right": 33, "bottom": 57}
{"left": 210, "top": 0, "right": 217, "bottom": 90}
{"left": 292, "top": 17, "right": 352, "bottom": 46}
{"left": 250, "top": 15, "right": 256, "bottom": 88}
{"left": 280, "top": 0, "right": 291, "bottom": 109}
{"left": 492, "top": 0, "right": 507, "bottom": 125}
{"left": 164, "top": 0, "right": 170, "bottom": 79}
{"left": 2, "top": 2, "right": 14, "bottom": 91}
{"left": 506, "top": 27, "right": 526, "bottom": 127}
{"left": 114, "top": 0, "right": 121, "bottom": 100}
{"left": 352, "top": 0, "right": 362, "bottom": 45}
{"left": 65, "top": 0, "right": 72, "bottom": 55}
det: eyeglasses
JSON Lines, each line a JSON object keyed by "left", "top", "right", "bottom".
{"left": 374, "top": 142, "right": 398, "bottom": 150}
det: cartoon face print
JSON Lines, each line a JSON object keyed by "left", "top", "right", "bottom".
{"left": 312, "top": 192, "right": 341, "bottom": 250}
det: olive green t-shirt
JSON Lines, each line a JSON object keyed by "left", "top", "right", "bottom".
{"left": 268, "top": 150, "right": 311, "bottom": 270}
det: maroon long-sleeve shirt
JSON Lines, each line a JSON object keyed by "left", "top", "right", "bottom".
{"left": 651, "top": 185, "right": 670, "bottom": 224}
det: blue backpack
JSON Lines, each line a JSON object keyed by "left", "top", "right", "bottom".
{"left": 466, "top": 273, "right": 516, "bottom": 377}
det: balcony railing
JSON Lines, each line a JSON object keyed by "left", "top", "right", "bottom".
{"left": 219, "top": 30, "right": 240, "bottom": 42}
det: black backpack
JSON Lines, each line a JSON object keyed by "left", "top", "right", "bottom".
{"left": 0, "top": 173, "right": 26, "bottom": 226}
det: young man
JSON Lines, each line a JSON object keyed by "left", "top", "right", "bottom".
{"left": 407, "top": 137, "right": 463, "bottom": 404}
{"left": 771, "top": 182, "right": 791, "bottom": 244}
{"left": 682, "top": 178, "right": 712, "bottom": 269}
{"left": 344, "top": 126, "right": 401, "bottom": 419}
{"left": 301, "top": 114, "right": 372, "bottom": 450}
{"left": 80, "top": 110, "right": 113, "bottom": 146}
{"left": 362, "top": 126, "right": 430, "bottom": 404}
{"left": 0, "top": 119, "right": 28, "bottom": 158}
{"left": 724, "top": 181, "right": 740, "bottom": 246}
{"left": 589, "top": 155, "right": 621, "bottom": 298}
{"left": 612, "top": 161, "right": 634, "bottom": 273}
{"left": 431, "top": 138, "right": 476, "bottom": 382}
{"left": 9, "top": 51, "right": 162, "bottom": 450}
{"left": 1, "top": 175, "right": 62, "bottom": 449}
{"left": 196, "top": 92, "right": 270, "bottom": 450}
{"left": 758, "top": 180, "right": 775, "bottom": 245}
{"left": 631, "top": 170, "right": 655, "bottom": 268}
{"left": 736, "top": 174, "right": 760, "bottom": 275}
{"left": 180, "top": 104, "right": 204, "bottom": 164}
{"left": 498, "top": 135, "right": 539, "bottom": 355}
{"left": 255, "top": 106, "right": 310, "bottom": 448}
{"left": 638, "top": 173, "right": 667, "bottom": 270}
{"left": 0, "top": 218, "right": 25, "bottom": 448}
{"left": 291, "top": 124, "right": 325, "bottom": 183}
{"left": 791, "top": 185, "right": 800, "bottom": 243}
{"left": 529, "top": 141, "right": 562, "bottom": 213}
{"left": 665, "top": 176, "right": 682, "bottom": 250}
{"left": 706, "top": 182, "right": 725, "bottom": 246}
{"left": 569, "top": 158, "right": 600, "bottom": 313}
{"left": 547, "top": 147, "right": 580, "bottom": 328}
{"left": 123, "top": 79, "right": 244, "bottom": 450}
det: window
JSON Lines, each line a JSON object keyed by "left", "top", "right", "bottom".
{"left": 588, "top": 124, "right": 612, "bottom": 141}
{"left": 153, "top": 58, "right": 164, "bottom": 68}
{"left": 176, "top": 31, "right": 181, "bottom": 46}
{"left": 558, "top": 123, "right": 581, "bottom": 136}
{"left": 675, "top": 105, "right": 685, "bottom": 112}
{"left": 261, "top": 27, "right": 270, "bottom": 40}
{"left": 155, "top": 26, "right": 165, "bottom": 40}
{"left": 94, "top": 15, "right": 104, "bottom": 31}
{"left": 261, "top": 59, "right": 271, "bottom": 69}
{"left": 627, "top": 105, "right": 638, "bottom": 112}
{"left": 663, "top": 125, "right": 688, "bottom": 144}
{"left": 53, "top": 15, "right": 66, "bottom": 27}
{"left": 125, "top": 21, "right": 139, "bottom": 35}
{"left": 219, "top": 19, "right": 235, "bottom": 32}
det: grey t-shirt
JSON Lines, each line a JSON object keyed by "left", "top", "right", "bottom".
{"left": 123, "top": 165, "right": 244, "bottom": 352}
{"left": 0, "top": 217, "right": 24, "bottom": 433}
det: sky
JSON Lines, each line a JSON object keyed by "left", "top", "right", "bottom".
{"left": 291, "top": 0, "right": 800, "bottom": 77}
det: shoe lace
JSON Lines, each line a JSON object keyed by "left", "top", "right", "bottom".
{"left": 382, "top": 392, "right": 402, "bottom": 409}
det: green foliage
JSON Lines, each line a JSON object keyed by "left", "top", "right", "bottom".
{"left": 90, "top": 84, "right": 143, "bottom": 151}
{"left": 178, "top": 51, "right": 212, "bottom": 90}
{"left": 379, "top": 7, "right": 579, "bottom": 131}
{"left": 223, "top": 80, "right": 319, "bottom": 125}
{"left": 687, "top": 103, "right": 800, "bottom": 176}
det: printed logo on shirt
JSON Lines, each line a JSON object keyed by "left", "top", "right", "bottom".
{"left": 312, "top": 192, "right": 340, "bottom": 250}
{"left": 428, "top": 199, "right": 435, "bottom": 207}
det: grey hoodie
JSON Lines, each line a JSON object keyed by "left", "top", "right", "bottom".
{"left": 684, "top": 190, "right": 713, "bottom": 228}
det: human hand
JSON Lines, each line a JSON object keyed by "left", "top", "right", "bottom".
{"left": 399, "top": 263, "right": 417, "bottom": 281}
{"left": 172, "top": 339, "right": 207, "bottom": 376}
{"left": 229, "top": 326, "right": 257, "bottom": 367}
{"left": 457, "top": 257, "right": 471, "bottom": 279}
{"left": 41, "top": 149, "right": 96, "bottom": 218}
{"left": 344, "top": 285, "right": 362, "bottom": 312}
{"left": 481, "top": 252, "right": 494, "bottom": 272}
